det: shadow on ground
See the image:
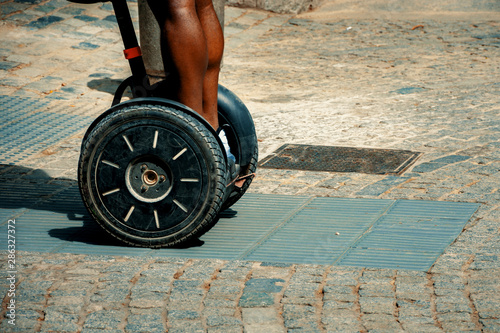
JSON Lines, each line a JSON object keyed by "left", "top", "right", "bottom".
{"left": 0, "top": 165, "right": 210, "bottom": 249}
{"left": 87, "top": 78, "right": 123, "bottom": 95}
{"left": 87, "top": 77, "right": 134, "bottom": 101}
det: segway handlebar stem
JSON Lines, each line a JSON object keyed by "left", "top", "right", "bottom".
{"left": 111, "top": 0, "right": 149, "bottom": 93}
{"left": 68, "top": 0, "right": 150, "bottom": 94}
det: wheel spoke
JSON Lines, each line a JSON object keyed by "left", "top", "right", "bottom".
{"left": 153, "top": 130, "right": 159, "bottom": 149}
{"left": 180, "top": 178, "right": 199, "bottom": 183}
{"left": 124, "top": 205, "right": 135, "bottom": 222}
{"left": 122, "top": 135, "right": 134, "bottom": 152}
{"left": 172, "top": 148, "right": 187, "bottom": 161}
{"left": 173, "top": 199, "right": 188, "bottom": 213}
{"left": 102, "top": 188, "right": 120, "bottom": 196}
{"left": 102, "top": 160, "right": 121, "bottom": 169}
{"left": 154, "top": 209, "right": 160, "bottom": 228}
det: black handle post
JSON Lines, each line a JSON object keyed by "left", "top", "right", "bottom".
{"left": 111, "top": 0, "right": 149, "bottom": 96}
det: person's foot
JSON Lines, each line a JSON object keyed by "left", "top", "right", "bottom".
{"left": 218, "top": 128, "right": 235, "bottom": 162}
{"left": 218, "top": 128, "right": 239, "bottom": 181}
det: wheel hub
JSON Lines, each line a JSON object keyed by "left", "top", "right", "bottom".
{"left": 143, "top": 169, "right": 159, "bottom": 186}
{"left": 125, "top": 156, "right": 172, "bottom": 203}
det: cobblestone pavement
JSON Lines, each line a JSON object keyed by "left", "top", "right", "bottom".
{"left": 1, "top": 0, "right": 500, "bottom": 331}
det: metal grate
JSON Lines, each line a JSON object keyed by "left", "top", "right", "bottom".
{"left": 0, "top": 95, "right": 93, "bottom": 165}
{"left": 241, "top": 197, "right": 393, "bottom": 265}
{"left": 0, "top": 184, "right": 479, "bottom": 271}
{"left": 258, "top": 144, "right": 422, "bottom": 175}
{"left": 336, "top": 200, "right": 480, "bottom": 270}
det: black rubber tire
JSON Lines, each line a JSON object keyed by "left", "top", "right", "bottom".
{"left": 221, "top": 145, "right": 258, "bottom": 211}
{"left": 78, "top": 103, "right": 226, "bottom": 248}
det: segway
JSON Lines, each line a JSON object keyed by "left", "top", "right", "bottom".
{"left": 71, "top": 0, "right": 258, "bottom": 247}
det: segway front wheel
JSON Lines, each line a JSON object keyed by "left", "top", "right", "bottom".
{"left": 78, "top": 101, "right": 226, "bottom": 248}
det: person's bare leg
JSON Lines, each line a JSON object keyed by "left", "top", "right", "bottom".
{"left": 147, "top": 0, "right": 208, "bottom": 123}
{"left": 147, "top": 0, "right": 223, "bottom": 130}
{"left": 196, "top": 0, "right": 224, "bottom": 129}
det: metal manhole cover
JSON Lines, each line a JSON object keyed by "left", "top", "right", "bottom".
{"left": 258, "top": 144, "right": 422, "bottom": 175}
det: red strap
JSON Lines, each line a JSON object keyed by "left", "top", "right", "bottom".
{"left": 124, "top": 46, "right": 142, "bottom": 60}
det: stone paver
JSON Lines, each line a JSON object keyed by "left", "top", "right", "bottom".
{"left": 1, "top": 0, "right": 499, "bottom": 331}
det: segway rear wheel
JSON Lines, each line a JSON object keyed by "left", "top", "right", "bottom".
{"left": 78, "top": 102, "right": 226, "bottom": 248}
